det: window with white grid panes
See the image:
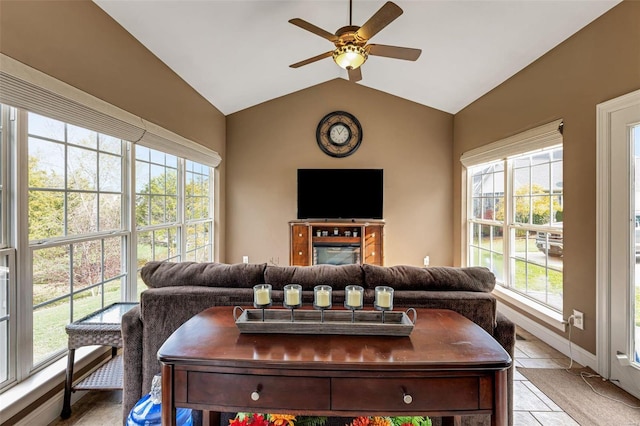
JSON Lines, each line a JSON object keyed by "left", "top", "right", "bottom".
{"left": 27, "top": 112, "right": 127, "bottom": 366}
{"left": 468, "top": 146, "right": 563, "bottom": 312}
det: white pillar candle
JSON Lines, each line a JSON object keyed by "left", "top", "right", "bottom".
{"left": 374, "top": 286, "right": 394, "bottom": 310}
{"left": 377, "top": 289, "right": 391, "bottom": 308}
{"left": 346, "top": 288, "right": 362, "bottom": 308}
{"left": 255, "top": 287, "right": 270, "bottom": 305}
{"left": 285, "top": 288, "right": 301, "bottom": 306}
{"left": 315, "top": 289, "right": 330, "bottom": 307}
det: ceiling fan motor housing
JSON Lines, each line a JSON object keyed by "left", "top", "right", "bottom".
{"left": 334, "top": 25, "right": 367, "bottom": 46}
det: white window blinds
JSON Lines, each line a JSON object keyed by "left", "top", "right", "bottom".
{"left": 0, "top": 53, "right": 221, "bottom": 167}
{"left": 460, "top": 119, "right": 563, "bottom": 168}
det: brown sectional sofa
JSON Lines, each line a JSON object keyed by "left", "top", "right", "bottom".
{"left": 122, "top": 262, "right": 515, "bottom": 425}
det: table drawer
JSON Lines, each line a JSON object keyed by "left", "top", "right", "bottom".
{"left": 185, "top": 372, "right": 330, "bottom": 411}
{"left": 332, "top": 377, "right": 481, "bottom": 411}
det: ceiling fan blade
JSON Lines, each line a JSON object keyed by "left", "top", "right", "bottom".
{"left": 289, "top": 51, "right": 333, "bottom": 68}
{"left": 367, "top": 44, "right": 422, "bottom": 61}
{"left": 289, "top": 18, "right": 338, "bottom": 42}
{"left": 348, "top": 66, "right": 362, "bottom": 82}
{"left": 356, "top": 1, "right": 403, "bottom": 41}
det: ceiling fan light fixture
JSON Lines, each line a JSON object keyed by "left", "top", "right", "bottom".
{"left": 332, "top": 44, "right": 368, "bottom": 70}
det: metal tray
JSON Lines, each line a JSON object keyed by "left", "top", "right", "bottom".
{"left": 233, "top": 307, "right": 416, "bottom": 336}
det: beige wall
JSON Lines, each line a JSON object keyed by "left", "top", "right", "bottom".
{"left": 0, "top": 0, "right": 227, "bottom": 257}
{"left": 4, "top": 0, "right": 636, "bottom": 355}
{"left": 226, "top": 79, "right": 453, "bottom": 267}
{"left": 453, "top": 1, "right": 640, "bottom": 353}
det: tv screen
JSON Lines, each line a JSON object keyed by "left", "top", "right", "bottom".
{"left": 297, "top": 169, "right": 383, "bottom": 219}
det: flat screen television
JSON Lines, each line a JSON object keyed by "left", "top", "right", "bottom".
{"left": 297, "top": 169, "right": 383, "bottom": 219}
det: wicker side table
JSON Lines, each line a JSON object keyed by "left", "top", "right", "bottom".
{"left": 60, "top": 302, "right": 138, "bottom": 419}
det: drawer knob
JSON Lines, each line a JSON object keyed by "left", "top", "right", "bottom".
{"left": 403, "top": 393, "right": 413, "bottom": 404}
{"left": 251, "top": 391, "right": 260, "bottom": 401}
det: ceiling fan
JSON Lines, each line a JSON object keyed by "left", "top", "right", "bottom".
{"left": 288, "top": 0, "right": 421, "bottom": 82}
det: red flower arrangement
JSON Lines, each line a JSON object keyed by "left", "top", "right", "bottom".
{"left": 230, "top": 414, "right": 431, "bottom": 426}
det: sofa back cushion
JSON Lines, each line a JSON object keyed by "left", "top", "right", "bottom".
{"left": 264, "top": 264, "right": 364, "bottom": 290}
{"left": 140, "top": 261, "right": 266, "bottom": 288}
{"left": 363, "top": 264, "right": 495, "bottom": 292}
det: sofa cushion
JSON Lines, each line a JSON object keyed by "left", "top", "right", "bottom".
{"left": 392, "top": 290, "right": 497, "bottom": 333}
{"left": 140, "top": 261, "right": 266, "bottom": 288}
{"left": 363, "top": 264, "right": 495, "bottom": 292}
{"left": 264, "top": 264, "right": 364, "bottom": 290}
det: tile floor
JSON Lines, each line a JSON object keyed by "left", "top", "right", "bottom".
{"left": 49, "top": 326, "right": 582, "bottom": 426}
{"left": 512, "top": 327, "right": 581, "bottom": 425}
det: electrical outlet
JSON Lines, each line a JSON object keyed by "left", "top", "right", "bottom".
{"left": 572, "top": 309, "right": 584, "bottom": 330}
{"left": 242, "top": 256, "right": 249, "bottom": 264}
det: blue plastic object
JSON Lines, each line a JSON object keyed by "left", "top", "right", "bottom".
{"left": 127, "top": 374, "right": 192, "bottom": 426}
{"left": 126, "top": 393, "right": 192, "bottom": 426}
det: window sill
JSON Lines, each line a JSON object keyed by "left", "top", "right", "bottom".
{"left": 493, "top": 285, "right": 567, "bottom": 332}
{"left": 0, "top": 345, "right": 110, "bottom": 422}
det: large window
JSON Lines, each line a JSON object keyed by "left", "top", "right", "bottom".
{"left": 28, "top": 112, "right": 127, "bottom": 366}
{"left": 135, "top": 146, "right": 180, "bottom": 279}
{"left": 134, "top": 148, "right": 214, "bottom": 293}
{"left": 0, "top": 105, "right": 216, "bottom": 391}
{"left": 463, "top": 121, "right": 564, "bottom": 316}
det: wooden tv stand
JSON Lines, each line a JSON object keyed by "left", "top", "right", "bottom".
{"left": 289, "top": 220, "right": 384, "bottom": 266}
{"left": 158, "top": 307, "right": 511, "bottom": 426}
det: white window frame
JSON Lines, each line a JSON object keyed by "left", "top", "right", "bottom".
{"left": 0, "top": 105, "right": 8, "bottom": 249}
{"left": 461, "top": 119, "right": 566, "bottom": 331}
{"left": 0, "top": 108, "right": 13, "bottom": 389}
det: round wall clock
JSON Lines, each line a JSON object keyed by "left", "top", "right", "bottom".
{"left": 316, "top": 111, "right": 363, "bottom": 158}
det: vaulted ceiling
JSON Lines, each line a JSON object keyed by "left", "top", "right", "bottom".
{"left": 94, "top": 0, "right": 620, "bottom": 115}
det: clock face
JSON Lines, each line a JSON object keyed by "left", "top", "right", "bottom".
{"left": 329, "top": 123, "right": 351, "bottom": 145}
{"left": 316, "top": 111, "right": 363, "bottom": 158}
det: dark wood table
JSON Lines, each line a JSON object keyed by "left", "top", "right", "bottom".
{"left": 158, "top": 307, "right": 511, "bottom": 426}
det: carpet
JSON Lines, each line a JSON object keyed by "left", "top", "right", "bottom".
{"left": 518, "top": 367, "right": 640, "bottom": 425}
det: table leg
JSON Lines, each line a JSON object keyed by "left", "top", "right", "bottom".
{"left": 161, "top": 363, "right": 176, "bottom": 426}
{"left": 203, "top": 411, "right": 220, "bottom": 426}
{"left": 441, "top": 416, "right": 461, "bottom": 426}
{"left": 60, "top": 348, "right": 75, "bottom": 419}
{"left": 492, "top": 369, "right": 508, "bottom": 426}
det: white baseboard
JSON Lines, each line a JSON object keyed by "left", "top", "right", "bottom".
{"left": 498, "top": 301, "right": 598, "bottom": 371}
{"left": 15, "top": 389, "right": 87, "bottom": 426}
{"left": 0, "top": 346, "right": 111, "bottom": 426}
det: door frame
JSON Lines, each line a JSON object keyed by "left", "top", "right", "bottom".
{"left": 596, "top": 88, "right": 640, "bottom": 384}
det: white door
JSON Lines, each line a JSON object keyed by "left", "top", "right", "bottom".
{"left": 605, "top": 92, "right": 640, "bottom": 399}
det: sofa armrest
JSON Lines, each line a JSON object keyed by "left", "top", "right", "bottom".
{"left": 121, "top": 305, "right": 143, "bottom": 423}
{"left": 494, "top": 311, "right": 516, "bottom": 426}
{"left": 494, "top": 311, "right": 516, "bottom": 357}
